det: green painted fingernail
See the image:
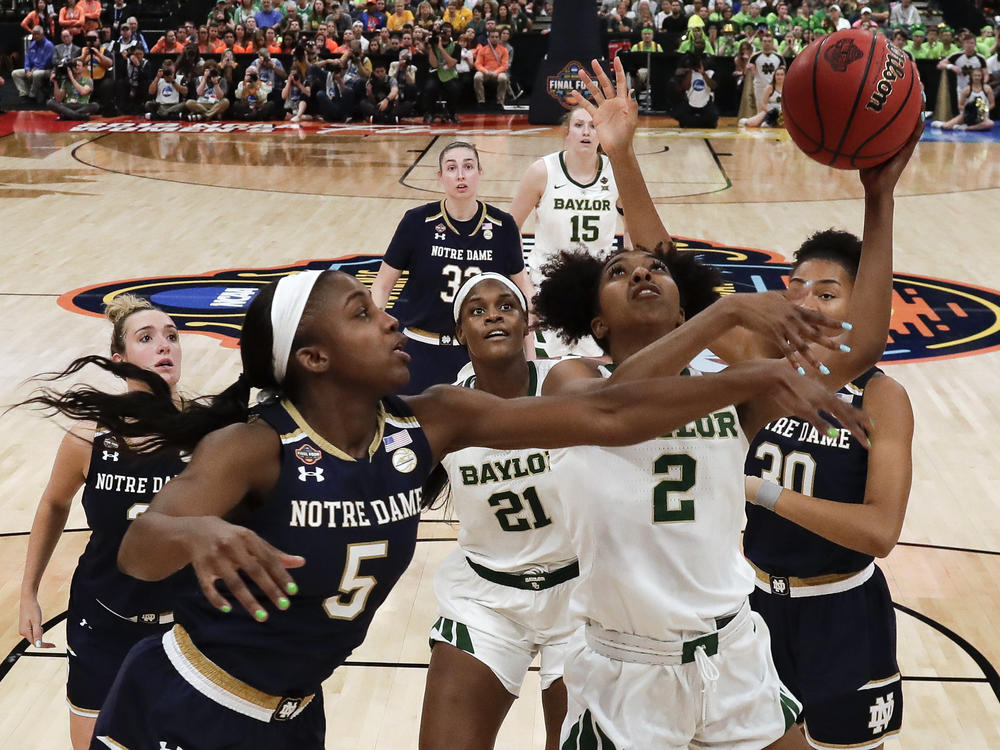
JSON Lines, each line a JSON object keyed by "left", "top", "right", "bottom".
{"left": 866, "top": 438, "right": 872, "bottom": 448}
{"left": 819, "top": 363, "right": 831, "bottom": 375}
{"left": 841, "top": 321, "right": 854, "bottom": 330}
{"left": 827, "top": 427, "right": 839, "bottom": 438}
{"left": 220, "top": 604, "right": 232, "bottom": 614}
{"left": 277, "top": 597, "right": 290, "bottom": 610}
{"left": 255, "top": 609, "right": 268, "bottom": 622}
{"left": 286, "top": 582, "right": 299, "bottom": 595}
{"left": 839, "top": 343, "right": 852, "bottom": 353}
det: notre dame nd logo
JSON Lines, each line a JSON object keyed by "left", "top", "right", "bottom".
{"left": 59, "top": 237, "right": 1000, "bottom": 365}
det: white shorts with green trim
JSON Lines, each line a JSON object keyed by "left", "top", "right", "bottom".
{"left": 429, "top": 548, "right": 582, "bottom": 696}
{"left": 560, "top": 601, "right": 801, "bottom": 750}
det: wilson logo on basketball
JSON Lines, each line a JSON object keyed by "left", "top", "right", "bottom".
{"left": 58, "top": 238, "right": 1000, "bottom": 365}
{"left": 866, "top": 45, "right": 907, "bottom": 113}
{"left": 823, "top": 38, "right": 863, "bottom": 72}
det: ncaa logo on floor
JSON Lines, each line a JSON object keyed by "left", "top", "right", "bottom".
{"left": 58, "top": 236, "right": 1000, "bottom": 365}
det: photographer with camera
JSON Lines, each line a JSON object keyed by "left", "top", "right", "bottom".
{"left": 184, "top": 61, "right": 230, "bottom": 120}
{"left": 144, "top": 60, "right": 188, "bottom": 120}
{"left": 316, "top": 59, "right": 355, "bottom": 121}
{"left": 80, "top": 28, "right": 114, "bottom": 113}
{"left": 388, "top": 48, "right": 419, "bottom": 114}
{"left": 232, "top": 64, "right": 280, "bottom": 120}
{"left": 339, "top": 37, "right": 372, "bottom": 99}
{"left": 282, "top": 66, "right": 313, "bottom": 122}
{"left": 47, "top": 58, "right": 99, "bottom": 120}
{"left": 359, "top": 58, "right": 400, "bottom": 123}
{"left": 423, "top": 20, "right": 460, "bottom": 123}
{"left": 673, "top": 38, "right": 719, "bottom": 128}
{"left": 116, "top": 42, "right": 151, "bottom": 114}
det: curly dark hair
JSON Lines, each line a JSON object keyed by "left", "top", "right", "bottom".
{"left": 533, "top": 244, "right": 722, "bottom": 354}
{"left": 792, "top": 229, "right": 862, "bottom": 280}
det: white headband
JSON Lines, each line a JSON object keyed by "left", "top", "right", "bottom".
{"left": 270, "top": 270, "right": 322, "bottom": 384}
{"left": 452, "top": 272, "right": 527, "bottom": 323}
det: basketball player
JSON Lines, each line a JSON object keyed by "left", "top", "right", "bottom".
{"left": 744, "top": 234, "right": 914, "bottom": 750}
{"left": 370, "top": 141, "right": 533, "bottom": 394}
{"left": 508, "top": 105, "right": 625, "bottom": 358}
{"left": 533, "top": 58, "right": 919, "bottom": 750}
{"left": 747, "top": 30, "right": 784, "bottom": 113}
{"left": 17, "top": 295, "right": 186, "bottom": 750}
{"left": 27, "top": 271, "right": 859, "bottom": 748}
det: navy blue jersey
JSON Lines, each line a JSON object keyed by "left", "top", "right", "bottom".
{"left": 383, "top": 200, "right": 524, "bottom": 335}
{"left": 743, "top": 368, "right": 882, "bottom": 578}
{"left": 173, "top": 395, "right": 433, "bottom": 696}
{"left": 73, "top": 429, "right": 186, "bottom": 619}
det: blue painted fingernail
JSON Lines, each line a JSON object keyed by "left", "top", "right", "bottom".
{"left": 286, "top": 582, "right": 299, "bottom": 596}
{"left": 220, "top": 604, "right": 232, "bottom": 614}
{"left": 277, "top": 597, "right": 290, "bottom": 610}
{"left": 255, "top": 609, "right": 268, "bottom": 622}
{"left": 34, "top": 640, "right": 42, "bottom": 648}
{"left": 796, "top": 366, "right": 806, "bottom": 375}
{"left": 841, "top": 321, "right": 854, "bottom": 330}
{"left": 827, "top": 427, "right": 839, "bottom": 438}
{"left": 839, "top": 343, "right": 852, "bottom": 353}
{"left": 819, "top": 364, "right": 831, "bottom": 375}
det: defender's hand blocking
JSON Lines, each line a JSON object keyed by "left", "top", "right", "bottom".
{"left": 187, "top": 516, "right": 305, "bottom": 621}
{"left": 567, "top": 57, "right": 637, "bottom": 156}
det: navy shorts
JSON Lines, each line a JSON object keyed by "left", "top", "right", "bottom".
{"left": 66, "top": 598, "right": 171, "bottom": 716}
{"left": 750, "top": 565, "right": 903, "bottom": 749}
{"left": 397, "top": 336, "right": 470, "bottom": 395}
{"left": 91, "top": 634, "right": 326, "bottom": 749}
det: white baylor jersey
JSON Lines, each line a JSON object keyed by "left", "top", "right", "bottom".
{"left": 443, "top": 359, "right": 577, "bottom": 573}
{"left": 553, "top": 366, "right": 755, "bottom": 637}
{"left": 527, "top": 151, "right": 620, "bottom": 280}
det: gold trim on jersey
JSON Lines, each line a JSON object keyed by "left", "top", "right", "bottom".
{"left": 859, "top": 672, "right": 901, "bottom": 690}
{"left": 386, "top": 413, "right": 419, "bottom": 429}
{"left": 94, "top": 736, "right": 129, "bottom": 749}
{"left": 748, "top": 560, "right": 870, "bottom": 588}
{"left": 437, "top": 200, "right": 488, "bottom": 236}
{"left": 171, "top": 624, "right": 315, "bottom": 715}
{"left": 282, "top": 399, "right": 386, "bottom": 461}
{"left": 66, "top": 698, "right": 100, "bottom": 718}
{"left": 804, "top": 725, "right": 901, "bottom": 749}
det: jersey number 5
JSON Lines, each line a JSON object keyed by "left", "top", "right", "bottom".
{"left": 488, "top": 486, "right": 553, "bottom": 532}
{"left": 324, "top": 541, "right": 388, "bottom": 621}
{"left": 570, "top": 215, "right": 600, "bottom": 243}
{"left": 440, "top": 264, "right": 484, "bottom": 303}
{"left": 653, "top": 454, "right": 696, "bottom": 523}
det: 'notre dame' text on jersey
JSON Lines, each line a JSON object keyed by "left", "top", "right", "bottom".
{"left": 74, "top": 428, "right": 186, "bottom": 619}
{"left": 172, "top": 396, "right": 433, "bottom": 696}
{"left": 743, "top": 368, "right": 882, "bottom": 578}
{"left": 443, "top": 359, "right": 576, "bottom": 573}
{"left": 383, "top": 200, "right": 523, "bottom": 336}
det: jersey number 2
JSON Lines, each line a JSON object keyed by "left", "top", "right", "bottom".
{"left": 570, "top": 215, "right": 600, "bottom": 243}
{"left": 489, "top": 486, "right": 553, "bottom": 532}
{"left": 652, "top": 454, "right": 696, "bottom": 523}
{"left": 324, "top": 541, "right": 388, "bottom": 621}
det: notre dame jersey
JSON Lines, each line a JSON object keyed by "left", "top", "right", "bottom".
{"left": 73, "top": 428, "right": 185, "bottom": 619}
{"left": 443, "top": 359, "right": 576, "bottom": 572}
{"left": 383, "top": 200, "right": 524, "bottom": 336}
{"left": 527, "top": 151, "right": 619, "bottom": 279}
{"left": 552, "top": 366, "right": 753, "bottom": 637}
{"left": 743, "top": 368, "right": 882, "bottom": 578}
{"left": 172, "top": 396, "right": 433, "bottom": 696}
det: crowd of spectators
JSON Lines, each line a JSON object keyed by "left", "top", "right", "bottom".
{"left": 2, "top": 0, "right": 996, "bottom": 127}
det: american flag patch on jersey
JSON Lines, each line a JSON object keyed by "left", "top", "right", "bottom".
{"left": 383, "top": 430, "right": 413, "bottom": 452}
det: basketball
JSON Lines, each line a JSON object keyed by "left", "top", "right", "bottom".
{"left": 782, "top": 30, "right": 924, "bottom": 169}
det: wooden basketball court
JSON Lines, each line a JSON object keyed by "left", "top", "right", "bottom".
{"left": 0, "top": 112, "right": 997, "bottom": 749}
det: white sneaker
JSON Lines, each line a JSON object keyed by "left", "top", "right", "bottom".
{"left": 954, "top": 124, "right": 968, "bottom": 131}
{"left": 930, "top": 120, "right": 943, "bottom": 128}
{"left": 738, "top": 117, "right": 748, "bottom": 127}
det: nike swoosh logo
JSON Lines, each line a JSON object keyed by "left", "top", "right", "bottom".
{"left": 554, "top": 184, "right": 566, "bottom": 189}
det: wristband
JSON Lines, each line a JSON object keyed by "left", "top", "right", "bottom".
{"left": 754, "top": 479, "right": 783, "bottom": 512}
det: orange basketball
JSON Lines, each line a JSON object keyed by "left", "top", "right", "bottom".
{"left": 782, "top": 30, "right": 923, "bottom": 169}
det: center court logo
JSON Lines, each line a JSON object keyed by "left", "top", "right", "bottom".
{"left": 58, "top": 236, "right": 1000, "bottom": 365}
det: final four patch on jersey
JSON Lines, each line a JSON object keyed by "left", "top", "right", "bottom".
{"left": 103, "top": 436, "right": 118, "bottom": 450}
{"left": 60, "top": 241, "right": 1000, "bottom": 365}
{"left": 295, "top": 443, "right": 322, "bottom": 465}
{"left": 392, "top": 447, "right": 418, "bottom": 473}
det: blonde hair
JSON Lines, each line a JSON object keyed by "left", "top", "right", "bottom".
{"left": 105, "top": 294, "right": 157, "bottom": 356}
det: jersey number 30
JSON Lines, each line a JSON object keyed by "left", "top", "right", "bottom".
{"left": 324, "top": 541, "right": 388, "bottom": 621}
{"left": 653, "top": 454, "right": 697, "bottom": 523}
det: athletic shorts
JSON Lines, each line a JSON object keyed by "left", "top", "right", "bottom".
{"left": 560, "top": 601, "right": 801, "bottom": 750}
{"left": 429, "top": 548, "right": 582, "bottom": 695}
{"left": 66, "top": 596, "right": 172, "bottom": 717}
{"left": 396, "top": 336, "right": 471, "bottom": 395}
{"left": 750, "top": 565, "right": 903, "bottom": 750}
{"left": 92, "top": 630, "right": 325, "bottom": 750}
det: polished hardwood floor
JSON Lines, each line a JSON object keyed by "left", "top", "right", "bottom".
{"left": 0, "top": 113, "right": 998, "bottom": 748}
